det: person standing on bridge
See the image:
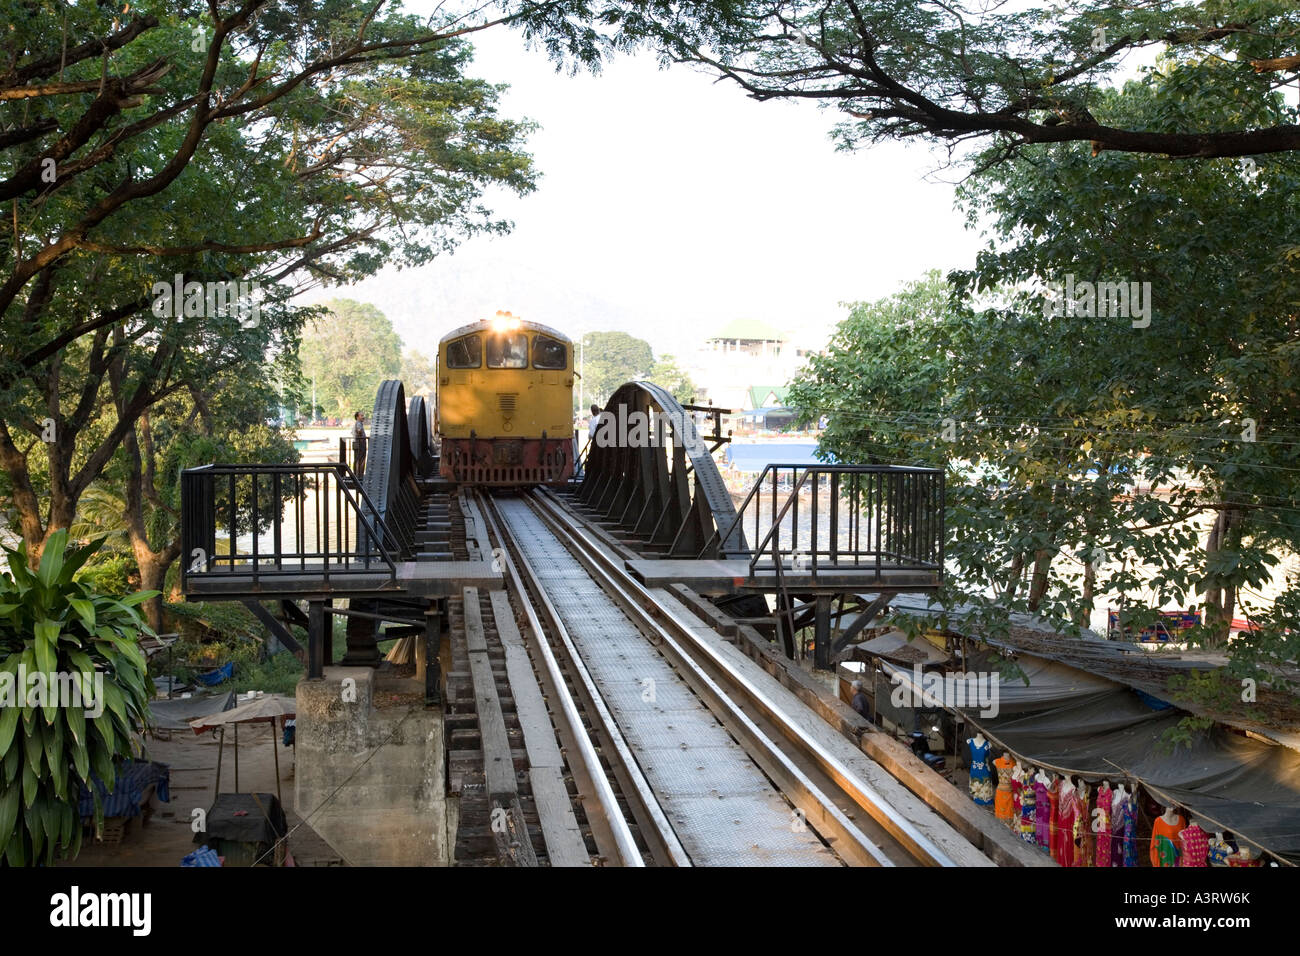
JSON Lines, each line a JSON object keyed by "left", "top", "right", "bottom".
{"left": 587, "top": 404, "right": 602, "bottom": 443}
{"left": 352, "top": 411, "right": 368, "bottom": 477}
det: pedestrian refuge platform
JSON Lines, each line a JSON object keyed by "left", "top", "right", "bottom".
{"left": 184, "top": 560, "right": 503, "bottom": 600}
{"left": 624, "top": 559, "right": 941, "bottom": 595}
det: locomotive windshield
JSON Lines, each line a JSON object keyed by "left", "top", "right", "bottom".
{"left": 532, "top": 335, "right": 567, "bottom": 370}
{"left": 446, "top": 334, "right": 482, "bottom": 369}
{"left": 486, "top": 332, "right": 528, "bottom": 369}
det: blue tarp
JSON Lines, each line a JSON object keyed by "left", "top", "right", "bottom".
{"left": 78, "top": 759, "right": 170, "bottom": 819}
{"left": 181, "top": 845, "right": 222, "bottom": 867}
{"left": 196, "top": 661, "right": 234, "bottom": 686}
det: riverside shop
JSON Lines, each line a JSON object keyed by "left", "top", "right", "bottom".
{"left": 844, "top": 600, "right": 1300, "bottom": 868}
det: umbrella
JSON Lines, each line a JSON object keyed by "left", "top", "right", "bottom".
{"left": 190, "top": 694, "right": 296, "bottom": 802}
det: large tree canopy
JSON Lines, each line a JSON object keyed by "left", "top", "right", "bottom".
{"left": 789, "top": 60, "right": 1300, "bottom": 681}
{"left": 301, "top": 299, "right": 404, "bottom": 418}
{"left": 0, "top": 0, "right": 538, "bottom": 558}
{"left": 506, "top": 0, "right": 1300, "bottom": 160}
{"left": 580, "top": 330, "right": 654, "bottom": 407}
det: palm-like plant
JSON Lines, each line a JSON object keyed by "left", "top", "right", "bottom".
{"left": 67, "top": 486, "right": 132, "bottom": 552}
{"left": 0, "top": 531, "right": 154, "bottom": 865}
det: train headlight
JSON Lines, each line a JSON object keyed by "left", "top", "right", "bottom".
{"left": 491, "top": 311, "right": 521, "bottom": 333}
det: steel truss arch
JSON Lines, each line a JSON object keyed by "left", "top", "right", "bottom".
{"left": 579, "top": 381, "right": 748, "bottom": 559}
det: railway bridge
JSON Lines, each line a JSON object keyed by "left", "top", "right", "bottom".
{"left": 179, "top": 380, "right": 1045, "bottom": 867}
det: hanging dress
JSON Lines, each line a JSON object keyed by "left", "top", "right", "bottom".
{"left": 1053, "top": 784, "right": 1081, "bottom": 866}
{"left": 1151, "top": 813, "right": 1187, "bottom": 867}
{"left": 1074, "top": 785, "right": 1091, "bottom": 867}
{"left": 1019, "top": 776, "right": 1037, "bottom": 846}
{"left": 1116, "top": 795, "right": 1138, "bottom": 867}
{"left": 967, "top": 738, "right": 994, "bottom": 806}
{"left": 1046, "top": 778, "right": 1063, "bottom": 863}
{"left": 993, "top": 755, "right": 1015, "bottom": 824}
{"left": 1179, "top": 823, "right": 1208, "bottom": 867}
{"left": 1033, "top": 779, "right": 1051, "bottom": 851}
{"left": 1093, "top": 783, "right": 1112, "bottom": 868}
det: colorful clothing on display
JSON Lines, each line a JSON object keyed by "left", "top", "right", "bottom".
{"left": 968, "top": 738, "right": 994, "bottom": 806}
{"left": 1151, "top": 813, "right": 1187, "bottom": 868}
{"left": 993, "top": 755, "right": 1015, "bottom": 823}
{"left": 1179, "top": 823, "right": 1208, "bottom": 867}
{"left": 1074, "top": 785, "right": 1091, "bottom": 867}
{"left": 1033, "top": 779, "right": 1051, "bottom": 851}
{"left": 1208, "top": 835, "right": 1234, "bottom": 867}
{"left": 1053, "top": 783, "right": 1083, "bottom": 867}
{"left": 1020, "top": 778, "right": 1037, "bottom": 846}
{"left": 1113, "top": 792, "right": 1138, "bottom": 867}
{"left": 1047, "top": 778, "right": 1062, "bottom": 863}
{"left": 1093, "top": 783, "right": 1112, "bottom": 868}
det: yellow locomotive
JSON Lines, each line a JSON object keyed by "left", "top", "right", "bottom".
{"left": 436, "top": 313, "right": 576, "bottom": 485}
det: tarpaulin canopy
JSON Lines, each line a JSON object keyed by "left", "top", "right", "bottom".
{"left": 148, "top": 691, "right": 235, "bottom": 731}
{"left": 189, "top": 694, "right": 295, "bottom": 733}
{"left": 857, "top": 629, "right": 950, "bottom": 667}
{"left": 883, "top": 660, "right": 1300, "bottom": 864}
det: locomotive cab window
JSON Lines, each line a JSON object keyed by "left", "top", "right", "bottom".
{"left": 532, "top": 334, "right": 567, "bottom": 370}
{"left": 446, "top": 334, "right": 482, "bottom": 369}
{"left": 486, "top": 332, "right": 528, "bottom": 369}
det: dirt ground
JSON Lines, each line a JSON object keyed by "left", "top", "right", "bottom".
{"left": 57, "top": 692, "right": 346, "bottom": 868}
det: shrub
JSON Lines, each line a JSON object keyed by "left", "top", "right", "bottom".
{"left": 0, "top": 532, "right": 154, "bottom": 865}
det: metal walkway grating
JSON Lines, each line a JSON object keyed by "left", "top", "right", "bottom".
{"left": 496, "top": 497, "right": 838, "bottom": 866}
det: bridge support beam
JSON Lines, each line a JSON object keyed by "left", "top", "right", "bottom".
{"left": 307, "top": 600, "right": 326, "bottom": 680}
{"left": 813, "top": 594, "right": 833, "bottom": 671}
{"left": 341, "top": 609, "right": 381, "bottom": 667}
{"left": 424, "top": 601, "right": 443, "bottom": 707}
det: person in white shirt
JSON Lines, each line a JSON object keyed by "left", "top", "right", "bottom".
{"left": 352, "top": 411, "right": 367, "bottom": 476}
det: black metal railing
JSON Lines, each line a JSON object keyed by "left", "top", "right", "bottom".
{"left": 180, "top": 462, "right": 398, "bottom": 592}
{"left": 703, "top": 464, "right": 945, "bottom": 579}
{"left": 336, "top": 435, "right": 367, "bottom": 475}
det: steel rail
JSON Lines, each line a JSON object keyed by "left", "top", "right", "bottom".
{"left": 523, "top": 488, "right": 889, "bottom": 866}
{"left": 531, "top": 487, "right": 961, "bottom": 867}
{"left": 474, "top": 490, "right": 688, "bottom": 867}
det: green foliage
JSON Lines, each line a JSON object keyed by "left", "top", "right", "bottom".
{"left": 300, "top": 300, "right": 403, "bottom": 418}
{"left": 1, "top": 0, "right": 537, "bottom": 560}
{"left": 1158, "top": 715, "right": 1218, "bottom": 754}
{"left": 0, "top": 531, "right": 154, "bottom": 866}
{"left": 227, "top": 652, "right": 304, "bottom": 697}
{"left": 580, "top": 331, "right": 654, "bottom": 407}
{"left": 400, "top": 350, "right": 439, "bottom": 396}
{"left": 503, "top": 1, "right": 1300, "bottom": 161}
{"left": 66, "top": 488, "right": 132, "bottom": 554}
{"left": 1166, "top": 670, "right": 1244, "bottom": 712}
{"left": 159, "top": 603, "right": 305, "bottom": 694}
{"left": 74, "top": 553, "right": 138, "bottom": 598}
{"left": 649, "top": 354, "right": 696, "bottom": 405}
{"left": 164, "top": 601, "right": 266, "bottom": 645}
{"left": 789, "top": 55, "right": 1300, "bottom": 678}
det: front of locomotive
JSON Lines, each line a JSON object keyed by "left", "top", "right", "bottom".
{"left": 436, "top": 313, "right": 575, "bottom": 486}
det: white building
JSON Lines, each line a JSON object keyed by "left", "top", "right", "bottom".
{"left": 682, "top": 318, "right": 821, "bottom": 413}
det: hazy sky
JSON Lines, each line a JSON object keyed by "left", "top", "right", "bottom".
{"left": 298, "top": 6, "right": 987, "bottom": 359}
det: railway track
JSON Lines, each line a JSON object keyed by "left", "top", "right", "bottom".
{"left": 474, "top": 486, "right": 972, "bottom": 867}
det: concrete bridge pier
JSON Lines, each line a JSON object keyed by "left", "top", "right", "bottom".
{"left": 294, "top": 667, "right": 453, "bottom": 866}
